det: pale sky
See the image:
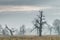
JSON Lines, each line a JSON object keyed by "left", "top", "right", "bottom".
{"left": 0, "top": 0, "right": 60, "bottom": 35}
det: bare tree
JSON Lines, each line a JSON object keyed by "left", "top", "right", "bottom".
{"left": 31, "top": 11, "right": 46, "bottom": 36}
{"left": 0, "top": 24, "right": 3, "bottom": 35}
{"left": 2, "top": 26, "right": 9, "bottom": 35}
{"left": 5, "top": 25, "right": 16, "bottom": 36}
{"left": 46, "top": 23, "right": 55, "bottom": 35}
{"left": 53, "top": 19, "right": 60, "bottom": 35}
{"left": 19, "top": 25, "right": 26, "bottom": 36}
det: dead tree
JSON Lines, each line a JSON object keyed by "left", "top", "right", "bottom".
{"left": 45, "top": 23, "right": 55, "bottom": 35}
{"left": 5, "top": 25, "right": 16, "bottom": 36}
{"left": 20, "top": 25, "right": 26, "bottom": 36}
{"left": 31, "top": 11, "right": 46, "bottom": 36}
{"left": 0, "top": 24, "right": 3, "bottom": 35}
{"left": 2, "top": 27, "right": 9, "bottom": 35}
{"left": 31, "top": 11, "right": 55, "bottom": 36}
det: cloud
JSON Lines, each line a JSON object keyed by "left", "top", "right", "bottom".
{"left": 0, "top": 0, "right": 59, "bottom": 6}
{"left": 0, "top": 6, "right": 52, "bottom": 12}
{"left": 0, "top": 0, "right": 45, "bottom": 5}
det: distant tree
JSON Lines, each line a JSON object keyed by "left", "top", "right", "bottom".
{"left": 5, "top": 25, "right": 16, "bottom": 36}
{"left": 19, "top": 25, "right": 26, "bottom": 36}
{"left": 2, "top": 26, "right": 9, "bottom": 35}
{"left": 0, "top": 24, "right": 3, "bottom": 35}
{"left": 46, "top": 23, "right": 54, "bottom": 35}
{"left": 48, "top": 26, "right": 53, "bottom": 35}
{"left": 53, "top": 19, "right": 60, "bottom": 35}
{"left": 2, "top": 29, "right": 6, "bottom": 35}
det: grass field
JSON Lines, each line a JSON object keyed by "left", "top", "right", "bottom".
{"left": 0, "top": 36, "right": 60, "bottom": 40}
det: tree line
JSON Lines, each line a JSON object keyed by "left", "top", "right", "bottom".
{"left": 0, "top": 11, "right": 60, "bottom": 36}
{"left": 0, "top": 24, "right": 26, "bottom": 36}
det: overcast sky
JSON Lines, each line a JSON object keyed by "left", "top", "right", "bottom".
{"left": 0, "top": 0, "right": 60, "bottom": 35}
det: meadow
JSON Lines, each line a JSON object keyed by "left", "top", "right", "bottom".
{"left": 0, "top": 35, "right": 60, "bottom": 40}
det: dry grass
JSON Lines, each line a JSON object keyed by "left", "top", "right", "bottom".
{"left": 0, "top": 35, "right": 60, "bottom": 40}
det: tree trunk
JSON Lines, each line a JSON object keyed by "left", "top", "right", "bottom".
{"left": 10, "top": 30, "right": 13, "bottom": 36}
